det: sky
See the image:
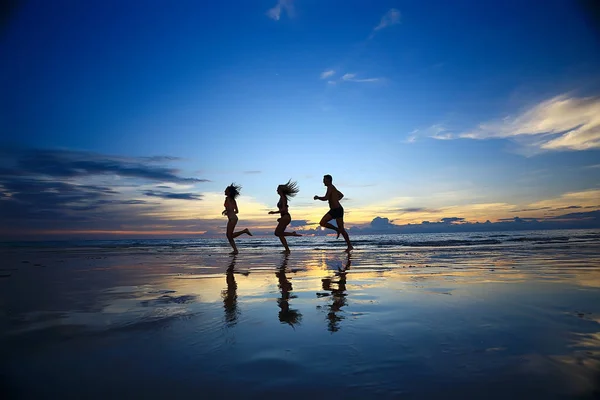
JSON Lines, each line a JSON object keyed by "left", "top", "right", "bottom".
{"left": 1, "top": 0, "right": 600, "bottom": 239}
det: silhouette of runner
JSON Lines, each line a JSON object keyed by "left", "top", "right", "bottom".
{"left": 222, "top": 183, "right": 252, "bottom": 254}
{"left": 314, "top": 175, "right": 353, "bottom": 252}
{"left": 269, "top": 179, "right": 301, "bottom": 253}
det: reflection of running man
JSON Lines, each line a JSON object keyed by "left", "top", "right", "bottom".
{"left": 314, "top": 174, "right": 353, "bottom": 252}
{"left": 319, "top": 253, "right": 351, "bottom": 332}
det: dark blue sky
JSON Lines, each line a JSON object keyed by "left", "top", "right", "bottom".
{"left": 1, "top": 0, "right": 599, "bottom": 237}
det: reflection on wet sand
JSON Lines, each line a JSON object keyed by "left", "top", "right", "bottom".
{"left": 3, "top": 240, "right": 600, "bottom": 398}
{"left": 222, "top": 255, "right": 239, "bottom": 327}
{"left": 318, "top": 253, "right": 351, "bottom": 333}
{"left": 276, "top": 253, "right": 302, "bottom": 327}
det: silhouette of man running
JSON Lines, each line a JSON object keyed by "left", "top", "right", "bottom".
{"left": 314, "top": 174, "right": 354, "bottom": 252}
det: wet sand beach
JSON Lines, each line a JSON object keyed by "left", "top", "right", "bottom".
{"left": 1, "top": 230, "right": 600, "bottom": 399}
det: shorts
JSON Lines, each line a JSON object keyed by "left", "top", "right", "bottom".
{"left": 327, "top": 207, "right": 344, "bottom": 219}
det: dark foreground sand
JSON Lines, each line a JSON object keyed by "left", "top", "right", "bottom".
{"left": 1, "top": 243, "right": 600, "bottom": 399}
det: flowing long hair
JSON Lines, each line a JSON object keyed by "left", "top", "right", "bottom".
{"left": 226, "top": 183, "right": 241, "bottom": 199}
{"left": 279, "top": 179, "right": 299, "bottom": 201}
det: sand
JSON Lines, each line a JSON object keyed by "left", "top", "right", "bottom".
{"left": 1, "top": 233, "right": 600, "bottom": 398}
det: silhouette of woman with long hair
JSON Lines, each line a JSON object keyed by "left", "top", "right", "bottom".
{"left": 268, "top": 179, "right": 301, "bottom": 253}
{"left": 276, "top": 253, "right": 302, "bottom": 327}
{"left": 222, "top": 183, "right": 252, "bottom": 254}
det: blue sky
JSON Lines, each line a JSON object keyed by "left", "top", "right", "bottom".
{"left": 1, "top": 0, "right": 600, "bottom": 238}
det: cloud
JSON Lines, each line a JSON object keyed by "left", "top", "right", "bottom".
{"left": 0, "top": 146, "right": 209, "bottom": 183}
{"left": 0, "top": 174, "right": 157, "bottom": 226}
{"left": 458, "top": 94, "right": 600, "bottom": 151}
{"left": 394, "top": 207, "right": 441, "bottom": 214}
{"left": 408, "top": 124, "right": 453, "bottom": 141}
{"left": 267, "top": 0, "right": 293, "bottom": 21}
{"left": 405, "top": 129, "right": 419, "bottom": 143}
{"left": 341, "top": 73, "right": 380, "bottom": 83}
{"left": 440, "top": 217, "right": 465, "bottom": 224}
{"left": 320, "top": 70, "right": 335, "bottom": 79}
{"left": 370, "top": 216, "right": 395, "bottom": 230}
{"left": 513, "top": 207, "right": 551, "bottom": 212}
{"left": 556, "top": 205, "right": 582, "bottom": 210}
{"left": 0, "top": 144, "right": 209, "bottom": 234}
{"left": 349, "top": 211, "right": 600, "bottom": 234}
{"left": 527, "top": 189, "right": 600, "bottom": 210}
{"left": 550, "top": 210, "right": 600, "bottom": 221}
{"left": 143, "top": 191, "right": 203, "bottom": 201}
{"left": 289, "top": 219, "right": 313, "bottom": 228}
{"left": 431, "top": 132, "right": 454, "bottom": 140}
{"left": 426, "top": 124, "right": 455, "bottom": 140}
{"left": 372, "top": 8, "right": 401, "bottom": 35}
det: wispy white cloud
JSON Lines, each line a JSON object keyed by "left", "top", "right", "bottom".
{"left": 457, "top": 94, "right": 600, "bottom": 151}
{"left": 405, "top": 129, "right": 419, "bottom": 143}
{"left": 370, "top": 8, "right": 400, "bottom": 38}
{"left": 341, "top": 73, "right": 380, "bottom": 83}
{"left": 320, "top": 69, "right": 335, "bottom": 79}
{"left": 266, "top": 0, "right": 294, "bottom": 21}
{"left": 431, "top": 132, "right": 454, "bottom": 140}
{"left": 425, "top": 124, "right": 455, "bottom": 140}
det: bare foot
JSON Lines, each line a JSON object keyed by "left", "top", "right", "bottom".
{"left": 291, "top": 232, "right": 302, "bottom": 236}
{"left": 230, "top": 250, "right": 239, "bottom": 255}
{"left": 245, "top": 229, "right": 253, "bottom": 236}
{"left": 344, "top": 246, "right": 354, "bottom": 253}
{"left": 281, "top": 249, "right": 291, "bottom": 254}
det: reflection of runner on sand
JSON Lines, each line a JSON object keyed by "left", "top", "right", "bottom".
{"left": 275, "top": 253, "right": 302, "bottom": 327}
{"left": 222, "top": 255, "right": 241, "bottom": 327}
{"left": 318, "top": 253, "right": 351, "bottom": 333}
